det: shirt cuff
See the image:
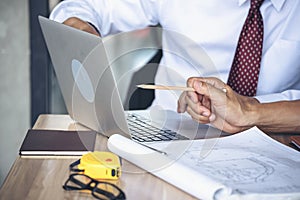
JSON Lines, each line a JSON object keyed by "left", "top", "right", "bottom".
{"left": 255, "top": 90, "right": 300, "bottom": 103}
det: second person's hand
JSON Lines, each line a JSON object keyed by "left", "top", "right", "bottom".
{"left": 63, "top": 17, "right": 100, "bottom": 36}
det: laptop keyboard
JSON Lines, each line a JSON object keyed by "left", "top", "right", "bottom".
{"left": 127, "top": 113, "right": 189, "bottom": 142}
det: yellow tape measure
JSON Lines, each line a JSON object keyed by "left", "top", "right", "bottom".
{"left": 70, "top": 151, "right": 121, "bottom": 180}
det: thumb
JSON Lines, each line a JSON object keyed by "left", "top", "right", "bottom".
{"left": 193, "top": 80, "right": 226, "bottom": 101}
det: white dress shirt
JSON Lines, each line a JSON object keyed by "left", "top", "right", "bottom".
{"left": 50, "top": 0, "right": 300, "bottom": 111}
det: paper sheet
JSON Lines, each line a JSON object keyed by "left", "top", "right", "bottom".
{"left": 108, "top": 127, "right": 300, "bottom": 200}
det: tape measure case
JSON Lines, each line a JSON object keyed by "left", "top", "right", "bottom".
{"left": 78, "top": 151, "right": 121, "bottom": 180}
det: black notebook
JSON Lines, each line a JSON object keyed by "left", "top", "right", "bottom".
{"left": 19, "top": 129, "right": 97, "bottom": 156}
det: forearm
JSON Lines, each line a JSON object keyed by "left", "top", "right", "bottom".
{"left": 249, "top": 100, "right": 300, "bottom": 133}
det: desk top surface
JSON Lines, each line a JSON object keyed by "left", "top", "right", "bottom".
{"left": 0, "top": 114, "right": 298, "bottom": 200}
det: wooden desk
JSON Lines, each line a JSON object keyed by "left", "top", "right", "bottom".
{"left": 0, "top": 114, "right": 197, "bottom": 200}
{"left": 0, "top": 114, "right": 298, "bottom": 200}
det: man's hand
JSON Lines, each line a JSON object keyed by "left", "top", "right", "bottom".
{"left": 178, "top": 77, "right": 259, "bottom": 133}
{"left": 177, "top": 77, "right": 211, "bottom": 124}
{"left": 63, "top": 17, "right": 100, "bottom": 36}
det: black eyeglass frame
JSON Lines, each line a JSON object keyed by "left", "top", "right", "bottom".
{"left": 63, "top": 173, "right": 126, "bottom": 200}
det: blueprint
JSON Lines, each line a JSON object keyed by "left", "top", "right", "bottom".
{"left": 108, "top": 127, "right": 300, "bottom": 199}
{"left": 161, "top": 127, "right": 300, "bottom": 197}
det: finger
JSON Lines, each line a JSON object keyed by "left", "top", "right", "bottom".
{"left": 188, "top": 77, "right": 227, "bottom": 92}
{"left": 197, "top": 93, "right": 204, "bottom": 103}
{"left": 186, "top": 106, "right": 210, "bottom": 124}
{"left": 209, "top": 113, "right": 216, "bottom": 122}
{"left": 193, "top": 80, "right": 226, "bottom": 102}
{"left": 194, "top": 77, "right": 226, "bottom": 91}
{"left": 185, "top": 95, "right": 211, "bottom": 117}
{"left": 201, "top": 95, "right": 211, "bottom": 109}
{"left": 177, "top": 92, "right": 188, "bottom": 113}
{"left": 187, "top": 77, "right": 198, "bottom": 87}
{"left": 186, "top": 90, "right": 200, "bottom": 103}
{"left": 186, "top": 77, "right": 200, "bottom": 103}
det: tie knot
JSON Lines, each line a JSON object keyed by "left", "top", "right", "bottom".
{"left": 251, "top": 0, "right": 264, "bottom": 9}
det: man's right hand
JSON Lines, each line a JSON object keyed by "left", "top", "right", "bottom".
{"left": 63, "top": 17, "right": 100, "bottom": 36}
{"left": 178, "top": 77, "right": 259, "bottom": 134}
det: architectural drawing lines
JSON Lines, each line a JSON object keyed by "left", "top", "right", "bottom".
{"left": 183, "top": 149, "right": 275, "bottom": 184}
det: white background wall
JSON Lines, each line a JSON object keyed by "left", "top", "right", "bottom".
{"left": 0, "top": 0, "right": 30, "bottom": 186}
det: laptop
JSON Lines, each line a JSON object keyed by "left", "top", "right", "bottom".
{"left": 38, "top": 16, "right": 216, "bottom": 145}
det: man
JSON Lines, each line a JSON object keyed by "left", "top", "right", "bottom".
{"left": 50, "top": 0, "right": 300, "bottom": 112}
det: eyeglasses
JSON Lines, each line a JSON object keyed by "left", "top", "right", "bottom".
{"left": 63, "top": 173, "right": 126, "bottom": 200}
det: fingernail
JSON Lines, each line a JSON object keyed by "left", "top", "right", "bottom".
{"left": 203, "top": 111, "right": 210, "bottom": 117}
{"left": 209, "top": 114, "right": 216, "bottom": 122}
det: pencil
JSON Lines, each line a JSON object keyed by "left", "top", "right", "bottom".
{"left": 137, "top": 84, "right": 195, "bottom": 92}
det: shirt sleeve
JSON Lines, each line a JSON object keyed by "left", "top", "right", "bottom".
{"left": 255, "top": 90, "right": 300, "bottom": 103}
{"left": 49, "top": 0, "right": 161, "bottom": 37}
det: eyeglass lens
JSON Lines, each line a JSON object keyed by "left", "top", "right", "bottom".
{"left": 63, "top": 174, "right": 126, "bottom": 200}
{"left": 93, "top": 182, "right": 125, "bottom": 200}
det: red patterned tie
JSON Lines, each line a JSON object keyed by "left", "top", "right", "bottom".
{"left": 227, "top": 0, "right": 264, "bottom": 96}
